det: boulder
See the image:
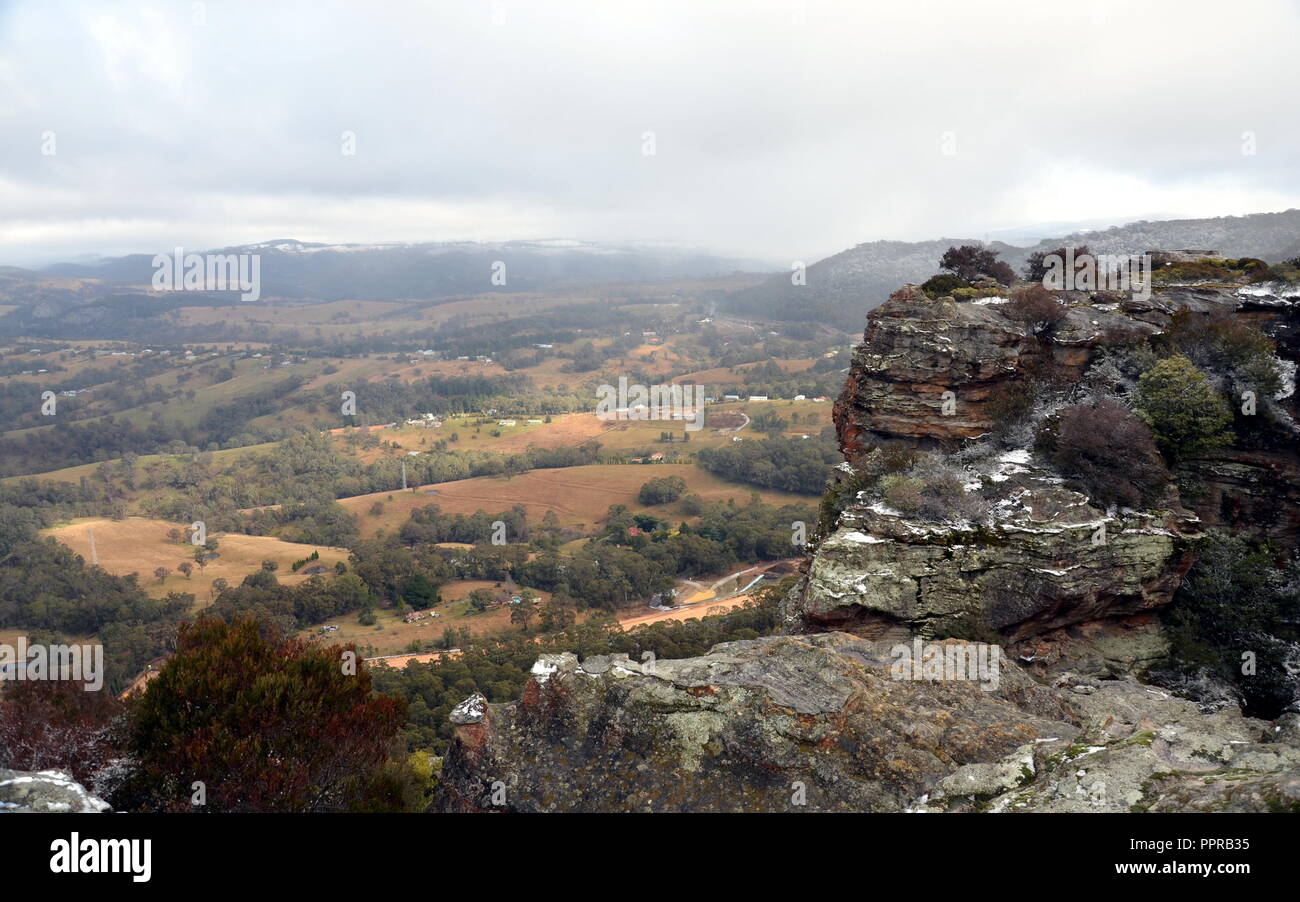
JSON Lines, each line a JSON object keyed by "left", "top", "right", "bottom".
{"left": 0, "top": 769, "right": 110, "bottom": 813}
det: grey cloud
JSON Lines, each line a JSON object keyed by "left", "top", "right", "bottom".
{"left": 1, "top": 0, "right": 1298, "bottom": 267}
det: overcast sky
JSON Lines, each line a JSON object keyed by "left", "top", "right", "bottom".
{"left": 2, "top": 0, "right": 1299, "bottom": 267}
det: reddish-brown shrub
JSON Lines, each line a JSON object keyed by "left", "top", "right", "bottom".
{"left": 1036, "top": 399, "right": 1170, "bottom": 507}
{"left": 1005, "top": 284, "right": 1067, "bottom": 334}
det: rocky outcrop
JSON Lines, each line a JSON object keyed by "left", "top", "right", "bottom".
{"left": 434, "top": 635, "right": 1300, "bottom": 813}
{"left": 783, "top": 456, "right": 1201, "bottom": 670}
{"left": 834, "top": 287, "right": 1036, "bottom": 452}
{"left": 0, "top": 769, "right": 111, "bottom": 813}
{"left": 980, "top": 681, "right": 1300, "bottom": 813}
{"left": 798, "top": 277, "right": 1300, "bottom": 661}
{"left": 833, "top": 285, "right": 1159, "bottom": 459}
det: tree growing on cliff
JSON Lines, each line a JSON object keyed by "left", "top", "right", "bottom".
{"left": 1022, "top": 245, "right": 1090, "bottom": 282}
{"left": 1160, "top": 532, "right": 1300, "bottom": 718}
{"left": 939, "top": 245, "right": 1016, "bottom": 286}
{"left": 1133, "top": 356, "right": 1234, "bottom": 460}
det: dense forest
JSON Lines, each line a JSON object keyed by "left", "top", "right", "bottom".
{"left": 697, "top": 432, "right": 841, "bottom": 494}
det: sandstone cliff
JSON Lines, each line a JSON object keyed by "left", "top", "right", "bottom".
{"left": 788, "top": 276, "right": 1300, "bottom": 662}
{"left": 434, "top": 635, "right": 1300, "bottom": 812}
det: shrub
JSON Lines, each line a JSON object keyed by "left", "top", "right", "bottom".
{"left": 1150, "top": 256, "right": 1256, "bottom": 285}
{"left": 1004, "top": 284, "right": 1067, "bottom": 335}
{"left": 1080, "top": 351, "right": 1143, "bottom": 399}
{"left": 880, "top": 456, "right": 989, "bottom": 523}
{"left": 881, "top": 475, "right": 923, "bottom": 513}
{"left": 118, "top": 616, "right": 406, "bottom": 811}
{"left": 1161, "top": 310, "right": 1284, "bottom": 432}
{"left": 1233, "top": 257, "right": 1279, "bottom": 283}
{"left": 921, "top": 273, "right": 969, "bottom": 298}
{"left": 1035, "top": 399, "right": 1170, "bottom": 507}
{"left": 985, "top": 378, "right": 1038, "bottom": 428}
{"left": 1133, "top": 356, "right": 1233, "bottom": 460}
{"left": 816, "top": 466, "right": 879, "bottom": 538}
{"left": 879, "top": 442, "right": 918, "bottom": 474}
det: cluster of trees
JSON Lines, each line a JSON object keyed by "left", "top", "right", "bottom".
{"left": 619, "top": 496, "right": 812, "bottom": 564}
{"left": 399, "top": 503, "right": 529, "bottom": 546}
{"left": 638, "top": 475, "right": 687, "bottom": 504}
{"left": 243, "top": 494, "right": 361, "bottom": 547}
{"left": 135, "top": 432, "right": 602, "bottom": 532}
{"left": 0, "top": 522, "right": 189, "bottom": 692}
{"left": 0, "top": 371, "right": 307, "bottom": 476}
{"left": 317, "top": 372, "right": 596, "bottom": 427}
{"left": 337, "top": 495, "right": 806, "bottom": 619}
{"left": 1158, "top": 308, "right": 1287, "bottom": 447}
{"left": 514, "top": 544, "right": 676, "bottom": 611}
{"left": 206, "top": 568, "right": 374, "bottom": 633}
{"left": 697, "top": 433, "right": 840, "bottom": 495}
{"left": 1057, "top": 299, "right": 1284, "bottom": 499}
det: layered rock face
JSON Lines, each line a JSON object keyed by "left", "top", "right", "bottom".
{"left": 434, "top": 635, "right": 1300, "bottom": 812}
{"left": 833, "top": 285, "right": 1156, "bottom": 458}
{"left": 1178, "top": 449, "right": 1300, "bottom": 547}
{"left": 787, "top": 477, "right": 1199, "bottom": 672}
{"left": 836, "top": 281, "right": 1297, "bottom": 461}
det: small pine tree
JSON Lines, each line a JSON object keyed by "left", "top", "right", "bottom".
{"left": 1133, "top": 355, "right": 1234, "bottom": 460}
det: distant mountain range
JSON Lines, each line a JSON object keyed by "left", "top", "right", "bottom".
{"left": 5, "top": 210, "right": 1300, "bottom": 337}
{"left": 33, "top": 239, "right": 775, "bottom": 301}
{"left": 723, "top": 209, "right": 1300, "bottom": 329}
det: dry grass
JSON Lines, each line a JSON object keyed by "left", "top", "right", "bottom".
{"left": 339, "top": 463, "right": 809, "bottom": 538}
{"left": 44, "top": 517, "right": 349, "bottom": 606}
{"left": 298, "top": 578, "right": 553, "bottom": 656}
